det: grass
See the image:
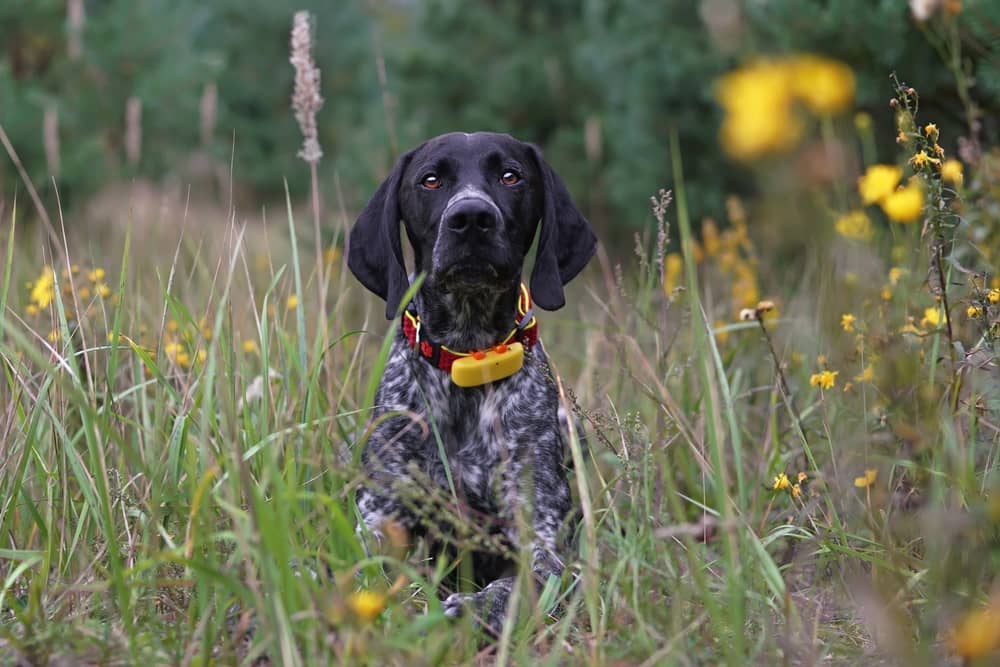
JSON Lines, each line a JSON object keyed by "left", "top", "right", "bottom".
{"left": 3, "top": 59, "right": 1000, "bottom": 667}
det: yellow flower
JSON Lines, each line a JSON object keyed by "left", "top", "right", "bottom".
{"left": 880, "top": 181, "right": 925, "bottom": 223}
{"left": 286, "top": 294, "right": 299, "bottom": 310}
{"left": 858, "top": 165, "right": 902, "bottom": 205}
{"left": 810, "top": 370, "right": 838, "bottom": 390}
{"left": 714, "top": 320, "right": 730, "bottom": 345}
{"left": 789, "top": 54, "right": 856, "bottom": 114}
{"left": 347, "top": 590, "right": 386, "bottom": 622}
{"left": 968, "top": 305, "right": 983, "bottom": 318}
{"left": 242, "top": 340, "right": 260, "bottom": 354}
{"left": 663, "top": 253, "right": 683, "bottom": 295}
{"left": 29, "top": 266, "right": 56, "bottom": 309}
{"left": 949, "top": 603, "right": 1000, "bottom": 659}
{"left": 909, "top": 150, "right": 939, "bottom": 169}
{"left": 941, "top": 159, "right": 963, "bottom": 185}
{"left": 716, "top": 60, "right": 802, "bottom": 161}
{"left": 816, "top": 354, "right": 828, "bottom": 367}
{"left": 854, "top": 468, "right": 878, "bottom": 488}
{"left": 77, "top": 286, "right": 92, "bottom": 300}
{"left": 854, "top": 365, "right": 875, "bottom": 383}
{"left": 791, "top": 483, "right": 802, "bottom": 499}
{"left": 880, "top": 286, "right": 892, "bottom": 301}
{"left": 96, "top": 283, "right": 111, "bottom": 298}
{"left": 923, "top": 123, "right": 938, "bottom": 138}
{"left": 834, "top": 211, "right": 873, "bottom": 241}
{"left": 773, "top": 473, "right": 791, "bottom": 491}
{"left": 26, "top": 304, "right": 39, "bottom": 316}
{"left": 797, "top": 472, "right": 808, "bottom": 483}
{"left": 889, "top": 267, "right": 906, "bottom": 286}
{"left": 47, "top": 329, "right": 60, "bottom": 343}
{"left": 921, "top": 307, "right": 942, "bottom": 328}
{"left": 88, "top": 268, "right": 106, "bottom": 283}
{"left": 988, "top": 289, "right": 1000, "bottom": 304}
{"left": 324, "top": 246, "right": 341, "bottom": 265}
{"left": 841, "top": 313, "right": 856, "bottom": 332}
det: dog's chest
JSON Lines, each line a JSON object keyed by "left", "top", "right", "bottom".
{"left": 385, "top": 340, "right": 556, "bottom": 506}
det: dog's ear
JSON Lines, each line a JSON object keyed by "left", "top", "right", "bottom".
{"left": 348, "top": 147, "right": 420, "bottom": 320}
{"left": 528, "top": 145, "right": 597, "bottom": 311}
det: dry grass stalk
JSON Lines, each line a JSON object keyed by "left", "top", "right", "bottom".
{"left": 67, "top": 0, "right": 85, "bottom": 61}
{"left": 200, "top": 82, "right": 218, "bottom": 149}
{"left": 43, "top": 106, "right": 60, "bottom": 178}
{"left": 125, "top": 96, "right": 142, "bottom": 166}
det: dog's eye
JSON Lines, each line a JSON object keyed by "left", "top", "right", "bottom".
{"left": 421, "top": 174, "right": 442, "bottom": 190}
{"left": 501, "top": 170, "right": 521, "bottom": 186}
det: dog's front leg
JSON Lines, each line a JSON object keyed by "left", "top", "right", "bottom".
{"left": 356, "top": 414, "right": 430, "bottom": 546}
{"left": 443, "top": 431, "right": 571, "bottom": 635}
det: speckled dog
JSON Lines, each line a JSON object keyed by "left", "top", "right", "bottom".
{"left": 347, "top": 132, "right": 596, "bottom": 634}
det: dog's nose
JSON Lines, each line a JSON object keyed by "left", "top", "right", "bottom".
{"left": 444, "top": 199, "right": 499, "bottom": 236}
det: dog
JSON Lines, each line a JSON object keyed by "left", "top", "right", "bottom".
{"left": 347, "top": 132, "right": 596, "bottom": 634}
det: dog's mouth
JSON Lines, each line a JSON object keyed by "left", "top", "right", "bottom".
{"left": 434, "top": 259, "right": 502, "bottom": 288}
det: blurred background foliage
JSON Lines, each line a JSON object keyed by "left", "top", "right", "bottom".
{"left": 1, "top": 0, "right": 999, "bottom": 240}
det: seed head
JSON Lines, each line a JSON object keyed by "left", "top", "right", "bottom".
{"left": 290, "top": 11, "right": 324, "bottom": 164}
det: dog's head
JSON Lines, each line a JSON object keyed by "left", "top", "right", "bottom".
{"left": 348, "top": 132, "right": 597, "bottom": 319}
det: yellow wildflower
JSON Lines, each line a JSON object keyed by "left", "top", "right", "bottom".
{"left": 923, "top": 123, "right": 938, "bottom": 138}
{"left": 949, "top": 602, "right": 1000, "bottom": 660}
{"left": 791, "top": 483, "right": 802, "bottom": 499}
{"left": 816, "top": 354, "right": 828, "bottom": 367}
{"left": 889, "top": 267, "right": 906, "bottom": 286}
{"left": 286, "top": 294, "right": 299, "bottom": 310}
{"left": 968, "top": 305, "right": 983, "bottom": 318}
{"left": 26, "top": 304, "right": 39, "bottom": 316}
{"left": 716, "top": 60, "right": 802, "bottom": 161}
{"left": 773, "top": 473, "right": 791, "bottom": 491}
{"left": 810, "top": 370, "right": 838, "bottom": 390}
{"left": 854, "top": 468, "right": 878, "bottom": 488}
{"left": 29, "top": 266, "right": 56, "bottom": 309}
{"left": 242, "top": 340, "right": 260, "bottom": 354}
{"left": 347, "top": 590, "right": 386, "bottom": 622}
{"left": 988, "top": 289, "right": 1000, "bottom": 304}
{"left": 96, "top": 283, "right": 111, "bottom": 298}
{"left": 789, "top": 54, "right": 855, "bottom": 115}
{"left": 854, "top": 365, "right": 875, "bottom": 383}
{"left": 797, "top": 472, "right": 808, "bottom": 483}
{"left": 921, "top": 307, "right": 942, "bottom": 328}
{"left": 941, "top": 159, "right": 963, "bottom": 185}
{"left": 663, "top": 253, "right": 683, "bottom": 295}
{"left": 834, "top": 210, "right": 873, "bottom": 241}
{"left": 841, "top": 313, "right": 856, "bottom": 332}
{"left": 713, "top": 320, "right": 730, "bottom": 345}
{"left": 909, "top": 150, "right": 939, "bottom": 169}
{"left": 880, "top": 286, "right": 892, "bottom": 301}
{"left": 47, "top": 329, "right": 60, "bottom": 343}
{"left": 701, "top": 219, "right": 721, "bottom": 257}
{"left": 858, "top": 165, "right": 902, "bottom": 204}
{"left": 880, "top": 181, "right": 925, "bottom": 223}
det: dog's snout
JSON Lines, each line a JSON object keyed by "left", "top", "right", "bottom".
{"left": 444, "top": 199, "right": 500, "bottom": 236}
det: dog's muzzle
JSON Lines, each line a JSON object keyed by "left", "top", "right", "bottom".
{"left": 441, "top": 187, "right": 502, "bottom": 238}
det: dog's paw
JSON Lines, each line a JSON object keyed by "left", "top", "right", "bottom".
{"left": 442, "top": 591, "right": 477, "bottom": 618}
{"left": 440, "top": 578, "right": 514, "bottom": 636}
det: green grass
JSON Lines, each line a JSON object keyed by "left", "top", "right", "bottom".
{"left": 3, "top": 87, "right": 1000, "bottom": 667}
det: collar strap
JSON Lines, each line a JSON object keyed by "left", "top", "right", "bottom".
{"left": 401, "top": 283, "right": 538, "bottom": 373}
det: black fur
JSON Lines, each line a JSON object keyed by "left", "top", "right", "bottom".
{"left": 348, "top": 132, "right": 596, "bottom": 634}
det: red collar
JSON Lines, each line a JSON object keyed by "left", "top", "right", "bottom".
{"left": 401, "top": 283, "right": 538, "bottom": 372}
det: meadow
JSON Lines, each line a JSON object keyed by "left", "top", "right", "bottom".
{"left": 3, "top": 8, "right": 1000, "bottom": 667}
